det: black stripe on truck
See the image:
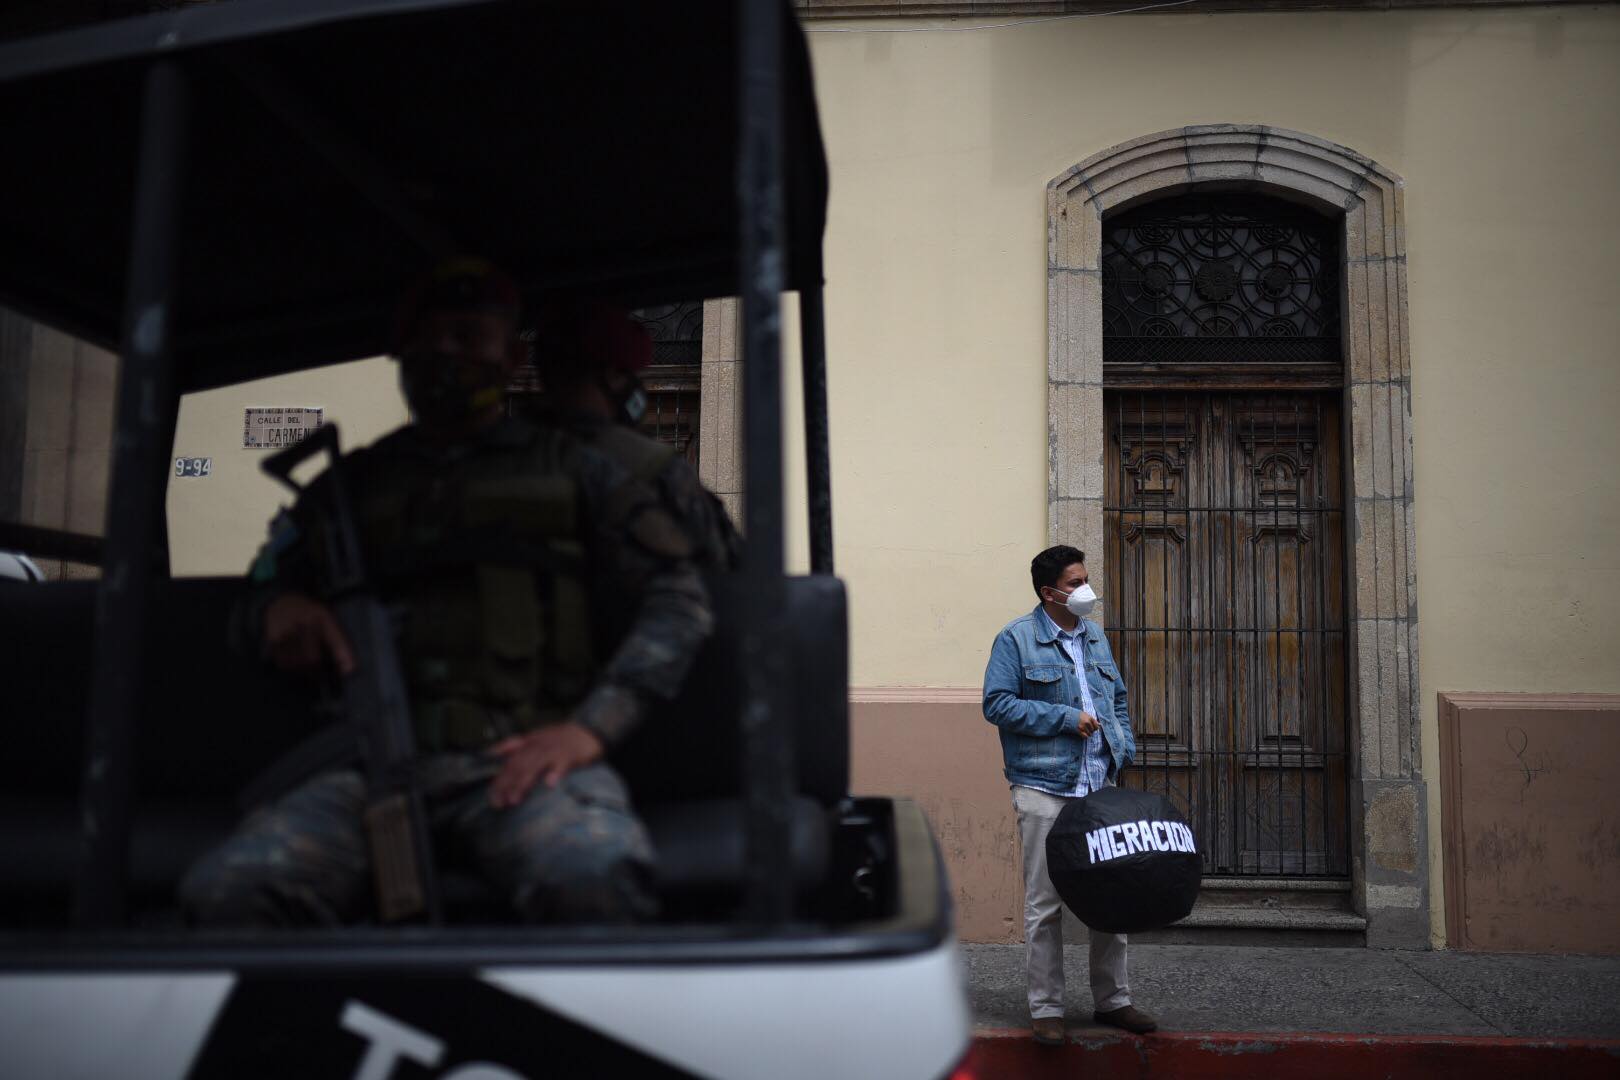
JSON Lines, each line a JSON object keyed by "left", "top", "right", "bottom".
{"left": 188, "top": 974, "right": 698, "bottom": 1079}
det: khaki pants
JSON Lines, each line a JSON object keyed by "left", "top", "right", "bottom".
{"left": 1012, "top": 783, "right": 1130, "bottom": 1019}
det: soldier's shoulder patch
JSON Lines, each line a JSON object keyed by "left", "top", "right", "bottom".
{"left": 250, "top": 510, "right": 302, "bottom": 583}
{"left": 248, "top": 547, "right": 278, "bottom": 584}
{"left": 627, "top": 505, "right": 694, "bottom": 560}
{"left": 267, "top": 509, "right": 301, "bottom": 551}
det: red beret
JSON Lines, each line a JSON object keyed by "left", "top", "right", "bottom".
{"left": 532, "top": 297, "right": 651, "bottom": 376}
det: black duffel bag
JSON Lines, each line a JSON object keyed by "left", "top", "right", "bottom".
{"left": 1044, "top": 786, "right": 1201, "bottom": 934}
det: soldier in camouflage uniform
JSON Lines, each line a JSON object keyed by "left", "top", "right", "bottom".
{"left": 529, "top": 298, "right": 741, "bottom": 572}
{"left": 180, "top": 259, "right": 714, "bottom": 927}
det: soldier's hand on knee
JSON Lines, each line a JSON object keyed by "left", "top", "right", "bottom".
{"left": 488, "top": 722, "right": 605, "bottom": 808}
{"left": 263, "top": 593, "right": 356, "bottom": 676}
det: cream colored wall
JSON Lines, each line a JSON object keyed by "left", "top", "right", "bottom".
{"left": 805, "top": 7, "right": 1620, "bottom": 944}
{"left": 11, "top": 321, "right": 115, "bottom": 581}
{"left": 166, "top": 357, "right": 408, "bottom": 576}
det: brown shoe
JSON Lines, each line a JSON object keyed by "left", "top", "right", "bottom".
{"left": 1093, "top": 1005, "right": 1158, "bottom": 1034}
{"left": 1031, "top": 1017, "right": 1066, "bottom": 1045}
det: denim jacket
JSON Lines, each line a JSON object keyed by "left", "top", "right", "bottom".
{"left": 982, "top": 604, "right": 1135, "bottom": 789}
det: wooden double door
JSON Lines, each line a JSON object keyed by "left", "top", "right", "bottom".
{"left": 1105, "top": 391, "right": 1350, "bottom": 877}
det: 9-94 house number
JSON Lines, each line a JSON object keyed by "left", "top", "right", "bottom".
{"left": 174, "top": 457, "right": 212, "bottom": 478}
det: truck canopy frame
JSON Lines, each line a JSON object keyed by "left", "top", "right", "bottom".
{"left": 0, "top": 0, "right": 836, "bottom": 929}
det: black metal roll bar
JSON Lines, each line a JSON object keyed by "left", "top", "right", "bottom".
{"left": 74, "top": 59, "right": 189, "bottom": 927}
{"left": 738, "top": 0, "right": 796, "bottom": 924}
{"left": 800, "top": 283, "right": 834, "bottom": 578}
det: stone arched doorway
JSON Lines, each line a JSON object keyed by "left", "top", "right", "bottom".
{"left": 1047, "top": 126, "right": 1424, "bottom": 947}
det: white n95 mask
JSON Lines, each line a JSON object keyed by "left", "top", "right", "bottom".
{"left": 1062, "top": 583, "right": 1099, "bottom": 618}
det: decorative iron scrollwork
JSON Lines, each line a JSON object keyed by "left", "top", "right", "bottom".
{"left": 1103, "top": 195, "right": 1340, "bottom": 364}
{"left": 631, "top": 301, "right": 703, "bottom": 366}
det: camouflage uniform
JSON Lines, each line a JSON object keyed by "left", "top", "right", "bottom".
{"left": 180, "top": 416, "right": 713, "bottom": 926}
{"left": 556, "top": 412, "right": 741, "bottom": 572}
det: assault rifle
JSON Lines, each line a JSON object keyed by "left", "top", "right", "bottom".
{"left": 263, "top": 424, "right": 442, "bottom": 924}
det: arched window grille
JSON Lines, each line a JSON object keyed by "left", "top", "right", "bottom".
{"left": 1102, "top": 195, "right": 1341, "bottom": 366}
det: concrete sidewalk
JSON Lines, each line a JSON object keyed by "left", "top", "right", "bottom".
{"left": 964, "top": 942, "right": 1620, "bottom": 1039}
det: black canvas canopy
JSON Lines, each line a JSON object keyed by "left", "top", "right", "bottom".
{"left": 0, "top": 0, "right": 828, "bottom": 393}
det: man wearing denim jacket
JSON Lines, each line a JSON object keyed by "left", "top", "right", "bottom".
{"left": 983, "top": 544, "right": 1157, "bottom": 1045}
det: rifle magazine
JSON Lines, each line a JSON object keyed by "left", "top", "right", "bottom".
{"left": 365, "top": 791, "right": 431, "bottom": 923}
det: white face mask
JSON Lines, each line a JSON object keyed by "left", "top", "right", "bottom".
{"left": 1050, "top": 582, "right": 1099, "bottom": 618}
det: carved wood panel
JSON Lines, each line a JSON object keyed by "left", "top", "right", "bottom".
{"left": 1105, "top": 391, "right": 1349, "bottom": 876}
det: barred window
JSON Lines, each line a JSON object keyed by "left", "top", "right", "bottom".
{"left": 630, "top": 302, "right": 702, "bottom": 467}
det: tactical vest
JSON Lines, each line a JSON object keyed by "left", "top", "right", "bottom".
{"left": 337, "top": 426, "right": 593, "bottom": 752}
{"left": 579, "top": 421, "right": 739, "bottom": 570}
{"left": 586, "top": 422, "right": 678, "bottom": 485}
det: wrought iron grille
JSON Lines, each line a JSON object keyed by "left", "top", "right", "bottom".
{"left": 633, "top": 301, "right": 704, "bottom": 367}
{"left": 630, "top": 302, "right": 703, "bottom": 468}
{"left": 507, "top": 301, "right": 703, "bottom": 469}
{"left": 1103, "top": 195, "right": 1340, "bottom": 365}
{"left": 1106, "top": 390, "right": 1351, "bottom": 877}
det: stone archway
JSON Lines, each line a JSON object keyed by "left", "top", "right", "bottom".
{"left": 1047, "top": 126, "right": 1424, "bottom": 947}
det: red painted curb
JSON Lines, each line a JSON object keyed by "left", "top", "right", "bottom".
{"left": 969, "top": 1028, "right": 1620, "bottom": 1080}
